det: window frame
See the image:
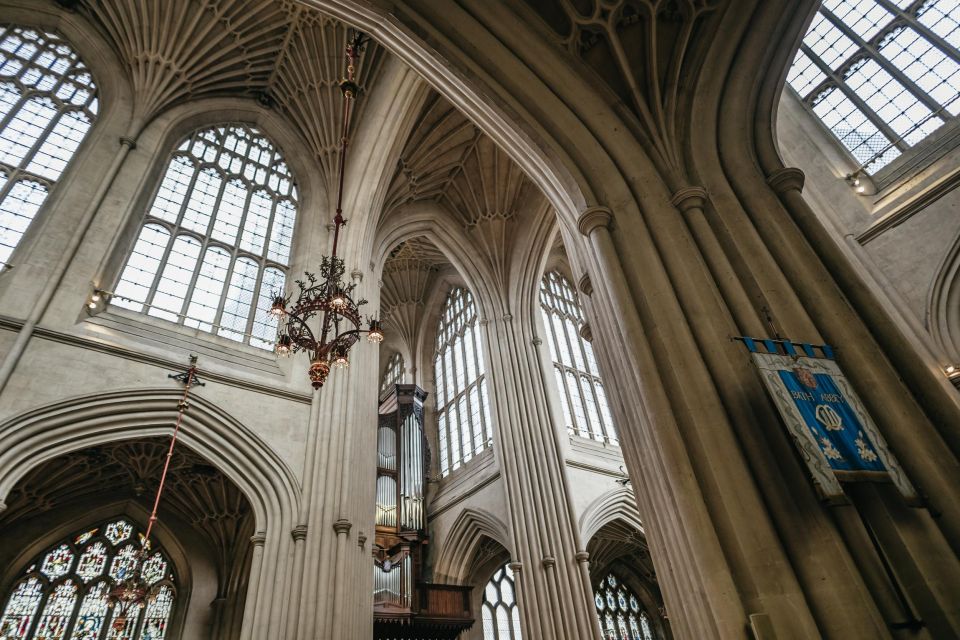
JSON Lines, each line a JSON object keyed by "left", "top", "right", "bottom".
{"left": 539, "top": 270, "right": 618, "bottom": 446}
{"left": 0, "top": 516, "right": 179, "bottom": 640}
{"left": 432, "top": 286, "right": 492, "bottom": 477}
{"left": 785, "top": 0, "right": 960, "bottom": 186}
{"left": 0, "top": 24, "right": 100, "bottom": 272}
{"left": 480, "top": 563, "right": 522, "bottom": 640}
{"left": 380, "top": 351, "right": 405, "bottom": 395}
{"left": 108, "top": 123, "right": 299, "bottom": 351}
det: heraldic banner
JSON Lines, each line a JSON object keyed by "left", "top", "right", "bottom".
{"left": 740, "top": 337, "right": 917, "bottom": 503}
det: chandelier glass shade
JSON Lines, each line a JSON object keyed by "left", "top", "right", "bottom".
{"left": 269, "top": 32, "right": 383, "bottom": 388}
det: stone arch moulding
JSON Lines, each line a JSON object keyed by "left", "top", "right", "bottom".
{"left": 579, "top": 487, "right": 644, "bottom": 546}
{"left": 928, "top": 229, "right": 960, "bottom": 363}
{"left": 373, "top": 200, "right": 502, "bottom": 318}
{"left": 299, "top": 0, "right": 592, "bottom": 227}
{"left": 432, "top": 507, "right": 512, "bottom": 584}
{"left": 0, "top": 388, "right": 302, "bottom": 640}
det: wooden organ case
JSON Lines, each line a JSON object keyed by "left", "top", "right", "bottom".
{"left": 374, "top": 384, "right": 474, "bottom": 639}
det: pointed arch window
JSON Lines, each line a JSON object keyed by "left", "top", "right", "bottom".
{"left": 786, "top": 0, "right": 960, "bottom": 173}
{"left": 594, "top": 573, "right": 655, "bottom": 640}
{"left": 434, "top": 287, "right": 491, "bottom": 476}
{"left": 0, "top": 26, "right": 98, "bottom": 271}
{"left": 380, "top": 352, "right": 404, "bottom": 394}
{"left": 540, "top": 270, "right": 617, "bottom": 444}
{"left": 0, "top": 517, "right": 176, "bottom": 640}
{"left": 112, "top": 124, "right": 298, "bottom": 350}
{"left": 481, "top": 564, "right": 522, "bottom": 640}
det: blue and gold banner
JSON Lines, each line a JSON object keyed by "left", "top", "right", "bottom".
{"left": 741, "top": 337, "right": 917, "bottom": 503}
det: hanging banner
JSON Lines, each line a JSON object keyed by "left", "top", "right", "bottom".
{"left": 740, "top": 337, "right": 917, "bottom": 503}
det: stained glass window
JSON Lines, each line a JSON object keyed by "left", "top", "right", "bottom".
{"left": 0, "top": 25, "right": 97, "bottom": 271}
{"left": 434, "top": 287, "right": 491, "bottom": 476}
{"left": 0, "top": 517, "right": 176, "bottom": 640}
{"left": 481, "top": 564, "right": 522, "bottom": 640}
{"left": 785, "top": 0, "right": 960, "bottom": 173}
{"left": 112, "top": 124, "right": 298, "bottom": 350}
{"left": 540, "top": 271, "right": 617, "bottom": 444}
{"left": 594, "top": 573, "right": 655, "bottom": 640}
{"left": 380, "top": 352, "right": 404, "bottom": 394}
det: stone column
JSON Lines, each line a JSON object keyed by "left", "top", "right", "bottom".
{"left": 668, "top": 187, "right": 891, "bottom": 637}
{"left": 239, "top": 532, "right": 266, "bottom": 640}
{"left": 482, "top": 308, "right": 601, "bottom": 640}
{"left": 576, "top": 206, "right": 749, "bottom": 640}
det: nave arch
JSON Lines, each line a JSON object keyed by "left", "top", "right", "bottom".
{"left": 0, "top": 388, "right": 302, "bottom": 640}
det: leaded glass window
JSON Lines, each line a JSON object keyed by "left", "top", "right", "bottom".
{"left": 481, "top": 564, "right": 522, "bottom": 640}
{"left": 594, "top": 573, "right": 654, "bottom": 640}
{"left": 0, "top": 26, "right": 97, "bottom": 271}
{"left": 786, "top": 0, "right": 960, "bottom": 173}
{"left": 112, "top": 124, "right": 298, "bottom": 350}
{"left": 434, "top": 287, "right": 491, "bottom": 476}
{"left": 0, "top": 517, "right": 175, "bottom": 640}
{"left": 380, "top": 352, "right": 404, "bottom": 394}
{"left": 540, "top": 271, "right": 617, "bottom": 444}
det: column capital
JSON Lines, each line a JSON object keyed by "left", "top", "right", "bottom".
{"left": 291, "top": 524, "right": 308, "bottom": 542}
{"left": 250, "top": 531, "right": 267, "bottom": 547}
{"left": 578, "top": 273, "right": 593, "bottom": 297}
{"left": 670, "top": 186, "right": 708, "bottom": 212}
{"left": 358, "top": 532, "right": 367, "bottom": 548}
{"left": 575, "top": 550, "right": 590, "bottom": 564}
{"left": 579, "top": 323, "right": 593, "bottom": 343}
{"left": 118, "top": 136, "right": 137, "bottom": 149}
{"left": 332, "top": 519, "right": 352, "bottom": 535}
{"left": 541, "top": 556, "right": 556, "bottom": 569}
{"left": 508, "top": 561, "right": 523, "bottom": 574}
{"left": 766, "top": 167, "right": 806, "bottom": 195}
{"left": 577, "top": 206, "right": 613, "bottom": 237}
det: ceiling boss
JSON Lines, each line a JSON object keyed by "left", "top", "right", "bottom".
{"left": 269, "top": 31, "right": 384, "bottom": 388}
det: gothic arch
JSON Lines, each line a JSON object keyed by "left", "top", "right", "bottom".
{"left": 432, "top": 508, "right": 511, "bottom": 585}
{"left": 0, "top": 388, "right": 301, "bottom": 640}
{"left": 928, "top": 230, "right": 960, "bottom": 362}
{"left": 579, "top": 488, "right": 645, "bottom": 546}
{"left": 0, "top": 500, "right": 197, "bottom": 640}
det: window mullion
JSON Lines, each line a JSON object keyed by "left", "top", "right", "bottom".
{"left": 18, "top": 105, "right": 62, "bottom": 172}
{"left": 799, "top": 43, "right": 908, "bottom": 150}
{"left": 243, "top": 260, "right": 267, "bottom": 343}
{"left": 141, "top": 227, "right": 178, "bottom": 311}
{"left": 874, "top": 0, "right": 960, "bottom": 61}
{"left": 171, "top": 159, "right": 202, "bottom": 229}
{"left": 820, "top": 7, "right": 947, "bottom": 115}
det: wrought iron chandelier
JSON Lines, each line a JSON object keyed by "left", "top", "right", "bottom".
{"left": 269, "top": 31, "right": 383, "bottom": 389}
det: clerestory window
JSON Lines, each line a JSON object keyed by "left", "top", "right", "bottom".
{"left": 434, "top": 287, "right": 491, "bottom": 476}
{"left": 112, "top": 124, "right": 297, "bottom": 350}
{"left": 786, "top": 0, "right": 960, "bottom": 174}
{"left": 0, "top": 26, "right": 98, "bottom": 271}
{"left": 540, "top": 271, "right": 617, "bottom": 444}
{"left": 0, "top": 517, "right": 176, "bottom": 640}
{"left": 380, "top": 352, "right": 404, "bottom": 394}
